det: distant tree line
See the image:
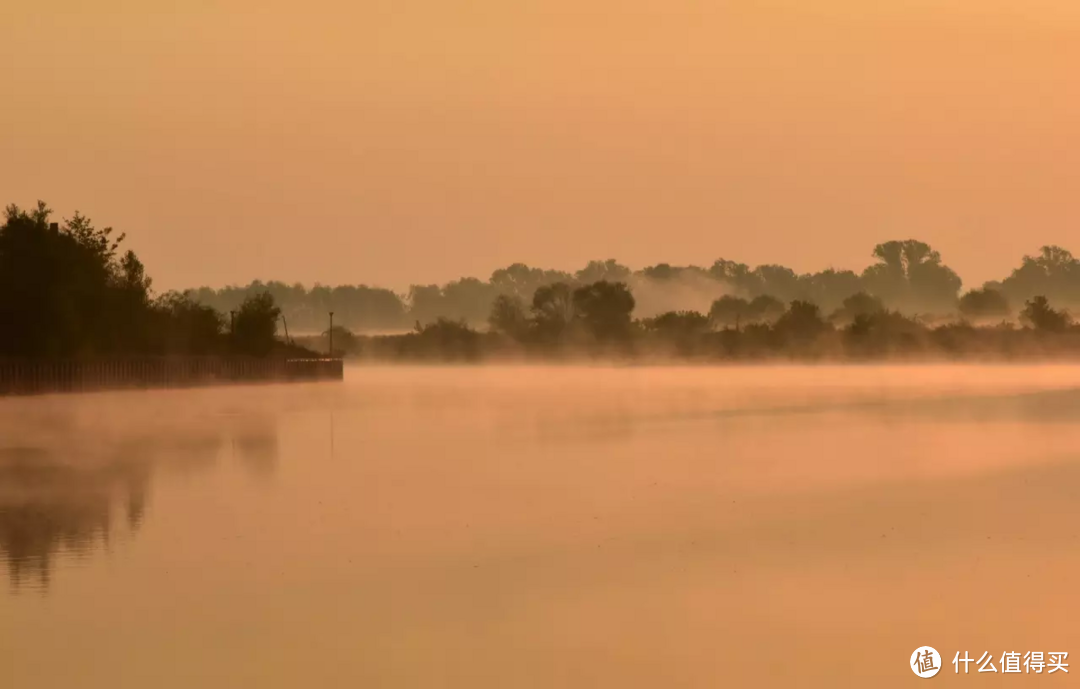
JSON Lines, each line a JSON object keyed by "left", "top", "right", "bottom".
{"left": 304, "top": 283, "right": 1080, "bottom": 363}
{"left": 0, "top": 202, "right": 310, "bottom": 359}
{"left": 8, "top": 199, "right": 1080, "bottom": 363}
{"left": 192, "top": 241, "right": 1080, "bottom": 333}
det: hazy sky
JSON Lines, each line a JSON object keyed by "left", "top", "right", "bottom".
{"left": 3, "top": 1, "right": 1078, "bottom": 291}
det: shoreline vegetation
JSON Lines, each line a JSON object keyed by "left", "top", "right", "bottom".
{"left": 0, "top": 202, "right": 319, "bottom": 362}
{"left": 6, "top": 200, "right": 1080, "bottom": 365}
{"left": 295, "top": 295, "right": 1080, "bottom": 364}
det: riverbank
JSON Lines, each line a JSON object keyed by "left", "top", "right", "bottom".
{"left": 0, "top": 357, "right": 343, "bottom": 396}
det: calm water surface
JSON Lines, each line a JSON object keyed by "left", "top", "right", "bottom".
{"left": 4, "top": 365, "right": 1080, "bottom": 687}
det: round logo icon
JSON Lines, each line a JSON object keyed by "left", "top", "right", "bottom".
{"left": 911, "top": 646, "right": 942, "bottom": 678}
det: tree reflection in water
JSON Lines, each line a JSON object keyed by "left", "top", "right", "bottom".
{"left": 0, "top": 407, "right": 279, "bottom": 592}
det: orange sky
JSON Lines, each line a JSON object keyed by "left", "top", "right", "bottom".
{"left": 3, "top": 0, "right": 1078, "bottom": 291}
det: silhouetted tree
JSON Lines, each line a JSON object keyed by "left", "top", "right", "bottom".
{"left": 439, "top": 277, "right": 496, "bottom": 325}
{"left": 709, "top": 294, "right": 784, "bottom": 328}
{"left": 861, "top": 240, "right": 962, "bottom": 313}
{"left": 324, "top": 284, "right": 408, "bottom": 331}
{"left": 152, "top": 291, "right": 224, "bottom": 355}
{"left": 572, "top": 281, "right": 636, "bottom": 341}
{"left": 1020, "top": 296, "right": 1070, "bottom": 332}
{"left": 798, "top": 268, "right": 863, "bottom": 313}
{"left": 831, "top": 291, "right": 885, "bottom": 324}
{"left": 959, "top": 287, "right": 1010, "bottom": 321}
{"left": 409, "top": 318, "right": 482, "bottom": 360}
{"left": 490, "top": 263, "right": 573, "bottom": 303}
{"left": 232, "top": 292, "right": 281, "bottom": 356}
{"left": 642, "top": 311, "right": 709, "bottom": 356}
{"left": 407, "top": 284, "right": 445, "bottom": 326}
{"left": 0, "top": 200, "right": 327, "bottom": 360}
{"left": 773, "top": 300, "right": 830, "bottom": 343}
{"left": 845, "top": 310, "right": 926, "bottom": 357}
{"left": 322, "top": 325, "right": 358, "bottom": 356}
{"left": 575, "top": 259, "right": 631, "bottom": 284}
{"left": 531, "top": 282, "right": 576, "bottom": 341}
{"left": 751, "top": 265, "right": 801, "bottom": 303}
{"left": 1000, "top": 246, "right": 1080, "bottom": 309}
{"left": 642, "top": 310, "right": 710, "bottom": 335}
{"left": 709, "top": 295, "right": 750, "bottom": 328}
{"left": 708, "top": 259, "right": 757, "bottom": 293}
{"left": 488, "top": 294, "right": 530, "bottom": 340}
{"left": 0, "top": 202, "right": 152, "bottom": 357}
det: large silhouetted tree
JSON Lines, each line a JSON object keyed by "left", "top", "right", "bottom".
{"left": 232, "top": 293, "right": 282, "bottom": 356}
{"left": 773, "top": 301, "right": 830, "bottom": 343}
{"left": 488, "top": 294, "right": 530, "bottom": 340}
{"left": 709, "top": 295, "right": 749, "bottom": 328}
{"left": 798, "top": 269, "right": 863, "bottom": 313}
{"left": 407, "top": 284, "right": 444, "bottom": 326}
{"left": 440, "top": 278, "right": 496, "bottom": 325}
{"left": 844, "top": 310, "right": 926, "bottom": 356}
{"left": 152, "top": 292, "right": 224, "bottom": 355}
{"left": 709, "top": 259, "right": 757, "bottom": 293}
{"left": 831, "top": 291, "right": 885, "bottom": 324}
{"left": 1020, "top": 296, "right": 1071, "bottom": 332}
{"left": 958, "top": 288, "right": 1010, "bottom": 321}
{"left": 861, "top": 240, "right": 962, "bottom": 314}
{"left": 642, "top": 311, "right": 709, "bottom": 355}
{"left": 1001, "top": 246, "right": 1080, "bottom": 309}
{"left": 490, "top": 263, "right": 573, "bottom": 303}
{"left": 531, "top": 282, "right": 576, "bottom": 341}
{"left": 0, "top": 202, "right": 153, "bottom": 357}
{"left": 572, "top": 281, "right": 636, "bottom": 341}
{"left": 750, "top": 265, "right": 801, "bottom": 303}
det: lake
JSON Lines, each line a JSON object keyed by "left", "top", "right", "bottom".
{"left": 4, "top": 364, "right": 1080, "bottom": 686}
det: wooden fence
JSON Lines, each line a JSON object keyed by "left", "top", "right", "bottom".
{"left": 0, "top": 357, "right": 344, "bottom": 396}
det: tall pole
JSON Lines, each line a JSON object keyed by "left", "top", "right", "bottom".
{"left": 230, "top": 310, "right": 236, "bottom": 343}
{"left": 329, "top": 311, "right": 334, "bottom": 358}
{"left": 281, "top": 315, "right": 292, "bottom": 345}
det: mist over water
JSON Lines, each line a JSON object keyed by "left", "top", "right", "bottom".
{"left": 3, "top": 365, "right": 1080, "bottom": 686}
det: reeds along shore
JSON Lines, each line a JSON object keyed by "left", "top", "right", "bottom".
{"left": 0, "top": 357, "right": 343, "bottom": 396}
